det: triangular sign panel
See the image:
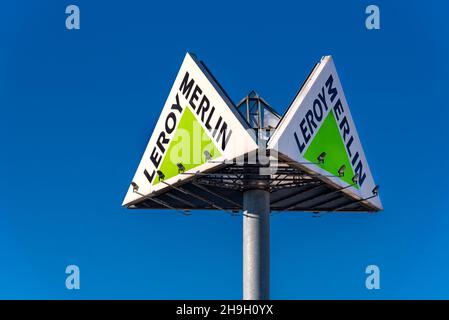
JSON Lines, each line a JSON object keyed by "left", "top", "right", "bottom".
{"left": 123, "top": 53, "right": 258, "bottom": 206}
{"left": 268, "top": 56, "right": 382, "bottom": 211}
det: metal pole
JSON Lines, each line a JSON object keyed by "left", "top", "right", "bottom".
{"left": 243, "top": 188, "right": 270, "bottom": 300}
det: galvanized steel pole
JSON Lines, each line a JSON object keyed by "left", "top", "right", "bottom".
{"left": 243, "top": 188, "right": 270, "bottom": 300}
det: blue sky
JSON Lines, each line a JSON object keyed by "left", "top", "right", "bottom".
{"left": 1, "top": 0, "right": 448, "bottom": 299}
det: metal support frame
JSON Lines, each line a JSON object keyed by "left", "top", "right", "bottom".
{"left": 132, "top": 160, "right": 376, "bottom": 213}
{"left": 160, "top": 180, "right": 235, "bottom": 215}
{"left": 192, "top": 182, "right": 242, "bottom": 209}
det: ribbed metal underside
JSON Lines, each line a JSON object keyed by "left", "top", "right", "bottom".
{"left": 127, "top": 158, "right": 378, "bottom": 214}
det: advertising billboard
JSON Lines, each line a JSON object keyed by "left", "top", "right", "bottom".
{"left": 123, "top": 53, "right": 258, "bottom": 206}
{"left": 268, "top": 56, "right": 382, "bottom": 211}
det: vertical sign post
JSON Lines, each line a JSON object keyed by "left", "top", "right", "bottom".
{"left": 243, "top": 188, "right": 270, "bottom": 300}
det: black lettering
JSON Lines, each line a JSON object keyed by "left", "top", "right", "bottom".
{"left": 143, "top": 169, "right": 155, "bottom": 184}
{"left": 205, "top": 106, "right": 215, "bottom": 131}
{"left": 150, "top": 147, "right": 162, "bottom": 168}
{"left": 305, "top": 109, "right": 317, "bottom": 135}
{"left": 179, "top": 72, "right": 195, "bottom": 100}
{"left": 345, "top": 135, "right": 354, "bottom": 158}
{"left": 333, "top": 99, "right": 344, "bottom": 121}
{"left": 197, "top": 95, "right": 210, "bottom": 122}
{"left": 325, "top": 74, "right": 338, "bottom": 102}
{"left": 212, "top": 116, "right": 223, "bottom": 139}
{"left": 294, "top": 131, "right": 306, "bottom": 153}
{"left": 354, "top": 160, "right": 367, "bottom": 187}
{"left": 156, "top": 131, "right": 169, "bottom": 153}
{"left": 171, "top": 94, "right": 183, "bottom": 113}
{"left": 216, "top": 121, "right": 232, "bottom": 150}
{"left": 189, "top": 85, "right": 202, "bottom": 110}
{"left": 165, "top": 112, "right": 177, "bottom": 134}
{"left": 313, "top": 98, "right": 323, "bottom": 122}
{"left": 318, "top": 87, "right": 329, "bottom": 111}
{"left": 339, "top": 116, "right": 350, "bottom": 141}
{"left": 299, "top": 118, "right": 311, "bottom": 144}
{"left": 351, "top": 151, "right": 360, "bottom": 166}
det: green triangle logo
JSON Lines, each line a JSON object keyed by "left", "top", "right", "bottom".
{"left": 153, "top": 106, "right": 222, "bottom": 185}
{"left": 304, "top": 110, "right": 358, "bottom": 188}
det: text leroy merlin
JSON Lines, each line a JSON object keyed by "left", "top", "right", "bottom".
{"left": 293, "top": 74, "right": 367, "bottom": 187}
{"left": 143, "top": 71, "right": 233, "bottom": 184}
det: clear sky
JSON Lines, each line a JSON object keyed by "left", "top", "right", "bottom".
{"left": 1, "top": 0, "right": 448, "bottom": 299}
